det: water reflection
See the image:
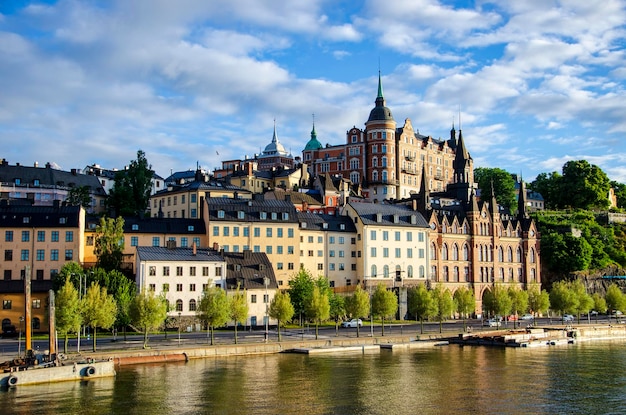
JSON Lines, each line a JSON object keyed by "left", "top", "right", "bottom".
{"left": 2, "top": 342, "right": 625, "bottom": 415}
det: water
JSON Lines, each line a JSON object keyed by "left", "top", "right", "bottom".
{"left": 2, "top": 341, "right": 626, "bottom": 415}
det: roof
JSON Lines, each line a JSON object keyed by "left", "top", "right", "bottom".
{"left": 0, "top": 203, "right": 82, "bottom": 228}
{"left": 347, "top": 201, "right": 429, "bottom": 228}
{"left": 153, "top": 179, "right": 247, "bottom": 196}
{"left": 0, "top": 163, "right": 106, "bottom": 195}
{"left": 136, "top": 246, "right": 223, "bottom": 262}
{"left": 264, "top": 189, "right": 323, "bottom": 207}
{"left": 0, "top": 280, "right": 53, "bottom": 293}
{"left": 122, "top": 217, "right": 206, "bottom": 234}
{"left": 206, "top": 196, "right": 299, "bottom": 223}
{"left": 297, "top": 212, "right": 357, "bottom": 232}
{"left": 222, "top": 251, "right": 278, "bottom": 290}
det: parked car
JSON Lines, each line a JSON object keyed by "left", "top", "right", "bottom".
{"left": 521, "top": 314, "right": 534, "bottom": 320}
{"left": 507, "top": 315, "right": 518, "bottom": 321}
{"left": 483, "top": 318, "right": 501, "bottom": 328}
{"left": 563, "top": 314, "right": 574, "bottom": 322}
{"left": 341, "top": 319, "right": 363, "bottom": 328}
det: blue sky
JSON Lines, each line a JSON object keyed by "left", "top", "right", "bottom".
{"left": 1, "top": 0, "right": 626, "bottom": 183}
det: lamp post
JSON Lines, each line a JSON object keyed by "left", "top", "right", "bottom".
{"left": 18, "top": 316, "right": 24, "bottom": 358}
{"left": 178, "top": 312, "right": 182, "bottom": 346}
{"left": 263, "top": 276, "right": 269, "bottom": 342}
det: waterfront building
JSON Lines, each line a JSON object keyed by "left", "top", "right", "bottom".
{"left": 83, "top": 163, "right": 165, "bottom": 198}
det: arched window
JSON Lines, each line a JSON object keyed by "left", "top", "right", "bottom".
{"left": 530, "top": 248, "right": 536, "bottom": 263}
{"left": 431, "top": 266, "right": 437, "bottom": 281}
{"left": 508, "top": 247, "right": 513, "bottom": 262}
{"left": 350, "top": 172, "right": 359, "bottom": 184}
{"left": 517, "top": 247, "right": 523, "bottom": 262}
{"left": 1, "top": 318, "right": 10, "bottom": 329}
{"left": 383, "top": 265, "right": 390, "bottom": 278}
{"left": 463, "top": 244, "right": 469, "bottom": 261}
{"left": 176, "top": 299, "right": 183, "bottom": 312}
{"left": 407, "top": 265, "right": 414, "bottom": 278}
{"left": 189, "top": 299, "right": 197, "bottom": 311}
{"left": 442, "top": 243, "right": 448, "bottom": 260}
{"left": 372, "top": 171, "right": 378, "bottom": 181}
{"left": 430, "top": 243, "right": 437, "bottom": 260}
{"left": 530, "top": 268, "right": 536, "bottom": 282}
{"left": 509, "top": 268, "right": 514, "bottom": 281}
{"left": 443, "top": 266, "right": 449, "bottom": 282}
{"left": 371, "top": 265, "right": 377, "bottom": 278}
{"left": 382, "top": 156, "right": 387, "bottom": 167}
{"left": 419, "top": 266, "right": 425, "bottom": 278}
{"left": 452, "top": 244, "right": 459, "bottom": 261}
{"left": 382, "top": 171, "right": 388, "bottom": 183}
{"left": 372, "top": 157, "right": 378, "bottom": 167}
{"left": 498, "top": 246, "right": 503, "bottom": 262}
{"left": 453, "top": 266, "right": 459, "bottom": 282}
{"left": 350, "top": 159, "right": 359, "bottom": 170}
{"left": 478, "top": 245, "right": 483, "bottom": 262}
{"left": 499, "top": 268, "right": 504, "bottom": 281}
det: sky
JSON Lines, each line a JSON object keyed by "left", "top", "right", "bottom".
{"left": 1, "top": 0, "right": 626, "bottom": 184}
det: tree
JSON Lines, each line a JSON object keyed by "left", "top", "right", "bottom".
{"left": 371, "top": 284, "right": 398, "bottom": 337}
{"left": 540, "top": 232, "right": 593, "bottom": 273}
{"left": 560, "top": 160, "right": 611, "bottom": 210}
{"left": 528, "top": 286, "right": 550, "bottom": 318}
{"left": 344, "top": 286, "right": 370, "bottom": 338}
{"left": 530, "top": 171, "right": 563, "bottom": 209}
{"left": 94, "top": 216, "right": 125, "bottom": 272}
{"left": 130, "top": 290, "right": 168, "bottom": 349}
{"left": 229, "top": 284, "right": 249, "bottom": 344}
{"left": 605, "top": 284, "right": 626, "bottom": 322}
{"left": 591, "top": 293, "right": 607, "bottom": 323}
{"left": 432, "top": 285, "right": 454, "bottom": 333}
{"left": 65, "top": 185, "right": 92, "bottom": 209}
{"left": 483, "top": 284, "right": 512, "bottom": 324}
{"left": 328, "top": 293, "right": 346, "bottom": 336}
{"left": 508, "top": 287, "right": 529, "bottom": 327}
{"left": 306, "top": 286, "right": 330, "bottom": 339}
{"left": 610, "top": 181, "right": 626, "bottom": 209}
{"left": 53, "top": 261, "right": 86, "bottom": 292}
{"left": 107, "top": 150, "right": 153, "bottom": 216}
{"left": 288, "top": 269, "right": 315, "bottom": 326}
{"left": 474, "top": 167, "right": 517, "bottom": 211}
{"left": 55, "top": 277, "right": 82, "bottom": 354}
{"left": 197, "top": 287, "right": 230, "bottom": 345}
{"left": 408, "top": 284, "right": 437, "bottom": 334}
{"left": 92, "top": 269, "right": 136, "bottom": 340}
{"left": 570, "top": 280, "right": 593, "bottom": 322}
{"left": 454, "top": 287, "right": 476, "bottom": 332}
{"left": 549, "top": 281, "right": 578, "bottom": 321}
{"left": 268, "top": 291, "right": 295, "bottom": 341}
{"left": 81, "top": 283, "right": 117, "bottom": 352}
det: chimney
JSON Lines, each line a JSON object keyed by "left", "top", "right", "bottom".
{"left": 34, "top": 161, "right": 38, "bottom": 168}
{"left": 412, "top": 198, "right": 417, "bottom": 211}
{"left": 213, "top": 242, "right": 219, "bottom": 251}
{"left": 192, "top": 242, "right": 197, "bottom": 256}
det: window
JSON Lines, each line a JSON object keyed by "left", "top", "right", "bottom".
{"left": 266, "top": 228, "right": 272, "bottom": 237}
{"left": 407, "top": 248, "right": 413, "bottom": 258}
{"left": 51, "top": 231, "right": 59, "bottom": 242}
{"left": 152, "top": 237, "right": 160, "bottom": 247}
{"left": 383, "top": 248, "right": 389, "bottom": 258}
{"left": 37, "top": 231, "right": 45, "bottom": 242}
{"left": 4, "top": 250, "right": 12, "bottom": 261}
{"left": 329, "top": 236, "right": 335, "bottom": 244}
{"left": 202, "top": 267, "right": 209, "bottom": 276}
{"left": 163, "top": 266, "right": 170, "bottom": 276}
{"left": 277, "top": 262, "right": 283, "bottom": 270}
{"left": 2, "top": 300, "right": 11, "bottom": 309}
{"left": 131, "top": 236, "right": 138, "bottom": 246}
{"left": 189, "top": 299, "right": 197, "bottom": 311}
{"left": 193, "top": 237, "right": 201, "bottom": 247}
{"left": 288, "top": 263, "right": 294, "bottom": 270}
{"left": 65, "top": 250, "right": 73, "bottom": 260}
{"left": 383, "top": 231, "right": 389, "bottom": 241}
{"left": 149, "top": 284, "right": 156, "bottom": 291}
{"left": 395, "top": 232, "right": 401, "bottom": 241}
{"left": 32, "top": 299, "right": 41, "bottom": 309}
{"left": 254, "top": 227, "right": 261, "bottom": 237}
{"left": 370, "top": 230, "right": 376, "bottom": 240}
{"left": 233, "top": 228, "right": 239, "bottom": 237}
{"left": 162, "top": 284, "right": 170, "bottom": 292}
{"left": 175, "top": 299, "right": 183, "bottom": 312}
{"left": 21, "top": 250, "right": 29, "bottom": 261}
{"left": 223, "top": 227, "right": 229, "bottom": 236}
{"left": 288, "top": 229, "right": 294, "bottom": 238}
{"left": 251, "top": 295, "right": 257, "bottom": 303}
{"left": 22, "top": 231, "right": 30, "bottom": 242}
{"left": 149, "top": 266, "right": 156, "bottom": 276}
{"left": 5, "top": 231, "right": 13, "bottom": 242}
{"left": 215, "top": 266, "right": 222, "bottom": 277}
{"left": 213, "top": 226, "right": 219, "bottom": 236}
{"left": 371, "top": 247, "right": 377, "bottom": 257}
{"left": 3, "top": 270, "right": 10, "bottom": 280}
{"left": 176, "top": 284, "right": 183, "bottom": 292}
{"left": 65, "top": 231, "right": 73, "bottom": 242}
{"left": 189, "top": 266, "right": 196, "bottom": 276}
{"left": 36, "top": 250, "right": 45, "bottom": 261}
{"left": 266, "top": 246, "right": 272, "bottom": 254}
{"left": 50, "top": 249, "right": 59, "bottom": 261}
{"left": 176, "top": 266, "right": 183, "bottom": 276}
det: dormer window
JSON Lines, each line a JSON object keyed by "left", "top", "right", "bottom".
{"left": 14, "top": 178, "right": 21, "bottom": 185}
{"left": 217, "top": 210, "right": 225, "bottom": 219}
{"left": 282, "top": 212, "right": 289, "bottom": 220}
{"left": 188, "top": 225, "right": 194, "bottom": 231}
{"left": 322, "top": 223, "right": 328, "bottom": 229}
{"left": 132, "top": 224, "right": 139, "bottom": 231}
{"left": 33, "top": 179, "right": 39, "bottom": 186}
{"left": 271, "top": 212, "right": 277, "bottom": 220}
{"left": 260, "top": 212, "right": 267, "bottom": 220}
{"left": 376, "top": 213, "right": 382, "bottom": 223}
{"left": 23, "top": 217, "right": 29, "bottom": 224}
{"left": 238, "top": 211, "right": 245, "bottom": 219}
{"left": 393, "top": 214, "right": 399, "bottom": 223}
{"left": 301, "top": 222, "right": 307, "bottom": 228}
{"left": 59, "top": 217, "right": 66, "bottom": 224}
{"left": 340, "top": 224, "right": 345, "bottom": 230}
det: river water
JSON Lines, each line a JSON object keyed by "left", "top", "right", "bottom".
{"left": 1, "top": 341, "right": 625, "bottom": 415}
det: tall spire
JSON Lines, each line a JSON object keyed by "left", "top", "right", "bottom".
{"left": 517, "top": 176, "right": 528, "bottom": 219}
{"left": 377, "top": 70, "right": 384, "bottom": 99}
{"left": 311, "top": 113, "right": 317, "bottom": 139}
{"left": 272, "top": 118, "right": 278, "bottom": 143}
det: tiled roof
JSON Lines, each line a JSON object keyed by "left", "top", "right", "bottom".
{"left": 297, "top": 212, "right": 357, "bottom": 232}
{"left": 222, "top": 251, "right": 277, "bottom": 290}
{"left": 0, "top": 203, "right": 82, "bottom": 228}
{"left": 348, "top": 202, "right": 429, "bottom": 228}
{"left": 122, "top": 217, "right": 206, "bottom": 234}
{"left": 0, "top": 164, "right": 106, "bottom": 195}
{"left": 206, "top": 196, "right": 299, "bottom": 223}
{"left": 136, "top": 246, "right": 223, "bottom": 262}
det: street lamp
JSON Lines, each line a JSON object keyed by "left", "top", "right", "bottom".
{"left": 18, "top": 316, "right": 24, "bottom": 358}
{"left": 263, "top": 276, "right": 269, "bottom": 342}
{"left": 178, "top": 312, "right": 182, "bottom": 346}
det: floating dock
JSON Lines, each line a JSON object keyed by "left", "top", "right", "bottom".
{"left": 0, "top": 359, "right": 116, "bottom": 388}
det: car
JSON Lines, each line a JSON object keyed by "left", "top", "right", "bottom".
{"left": 341, "top": 319, "right": 363, "bottom": 328}
{"left": 521, "top": 314, "right": 534, "bottom": 320}
{"left": 507, "top": 315, "right": 518, "bottom": 321}
{"left": 563, "top": 314, "right": 574, "bottom": 322}
{"left": 483, "top": 318, "right": 501, "bottom": 328}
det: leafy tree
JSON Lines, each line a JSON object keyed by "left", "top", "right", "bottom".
{"left": 474, "top": 167, "right": 517, "bottom": 211}
{"left": 610, "top": 181, "right": 626, "bottom": 209}
{"left": 454, "top": 287, "right": 476, "bottom": 332}
{"left": 55, "top": 278, "right": 82, "bottom": 354}
{"left": 560, "top": 160, "right": 610, "bottom": 210}
{"left": 508, "top": 287, "right": 529, "bottom": 327}
{"left": 407, "top": 284, "right": 437, "bottom": 334}
{"left": 371, "top": 284, "right": 398, "bottom": 336}
{"left": 81, "top": 283, "right": 117, "bottom": 352}
{"left": 528, "top": 286, "right": 550, "bottom": 318}
{"left": 605, "top": 284, "right": 626, "bottom": 321}
{"left": 540, "top": 232, "right": 593, "bottom": 273}
{"left": 229, "top": 284, "right": 249, "bottom": 344}
{"left": 570, "top": 280, "right": 593, "bottom": 322}
{"left": 344, "top": 286, "right": 370, "bottom": 338}
{"left": 65, "top": 185, "right": 92, "bottom": 209}
{"left": 530, "top": 171, "right": 563, "bottom": 209}
{"left": 130, "top": 290, "right": 168, "bottom": 348}
{"left": 288, "top": 269, "right": 315, "bottom": 325}
{"left": 549, "top": 281, "right": 578, "bottom": 321}
{"left": 329, "top": 293, "right": 346, "bottom": 336}
{"left": 591, "top": 293, "right": 607, "bottom": 323}
{"left": 53, "top": 261, "right": 87, "bottom": 292}
{"left": 306, "top": 286, "right": 330, "bottom": 339}
{"left": 107, "top": 150, "right": 153, "bottom": 216}
{"left": 197, "top": 287, "right": 230, "bottom": 345}
{"left": 92, "top": 269, "right": 136, "bottom": 340}
{"left": 483, "top": 284, "right": 512, "bottom": 324}
{"left": 268, "top": 291, "right": 295, "bottom": 341}
{"left": 94, "top": 216, "right": 125, "bottom": 272}
{"left": 432, "top": 285, "right": 454, "bottom": 333}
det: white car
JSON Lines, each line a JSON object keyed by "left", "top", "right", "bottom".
{"left": 563, "top": 314, "right": 574, "bottom": 322}
{"left": 483, "top": 318, "right": 501, "bottom": 328}
{"left": 521, "top": 314, "right": 534, "bottom": 320}
{"left": 341, "top": 319, "right": 363, "bottom": 328}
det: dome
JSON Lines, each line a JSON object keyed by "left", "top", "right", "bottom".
{"left": 304, "top": 123, "right": 323, "bottom": 151}
{"left": 260, "top": 122, "right": 289, "bottom": 157}
{"left": 367, "top": 72, "right": 395, "bottom": 123}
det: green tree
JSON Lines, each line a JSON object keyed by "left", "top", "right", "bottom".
{"left": 53, "top": 261, "right": 86, "bottom": 292}
{"left": 371, "top": 284, "right": 398, "bottom": 337}
{"left": 530, "top": 171, "right": 563, "bottom": 209}
{"left": 81, "top": 283, "right": 117, "bottom": 352}
{"left": 407, "top": 284, "right": 437, "bottom": 334}
{"left": 91, "top": 268, "right": 136, "bottom": 339}
{"left": 107, "top": 150, "right": 153, "bottom": 216}
{"left": 610, "top": 181, "right": 626, "bottom": 209}
{"left": 65, "top": 185, "right": 92, "bottom": 209}
{"left": 483, "top": 284, "right": 512, "bottom": 324}
{"left": 591, "top": 293, "right": 607, "bottom": 323}
{"left": 130, "top": 290, "right": 168, "bottom": 348}
{"left": 306, "top": 286, "right": 330, "bottom": 339}
{"left": 432, "top": 285, "right": 455, "bottom": 333}
{"left": 605, "top": 284, "right": 626, "bottom": 322}
{"left": 288, "top": 269, "right": 315, "bottom": 326}
{"left": 528, "top": 286, "right": 550, "bottom": 318}
{"left": 329, "top": 293, "right": 346, "bottom": 336}
{"left": 540, "top": 232, "right": 593, "bottom": 273}
{"left": 454, "top": 287, "right": 476, "bottom": 332}
{"left": 55, "top": 277, "right": 82, "bottom": 354}
{"left": 197, "top": 287, "right": 230, "bottom": 345}
{"left": 549, "top": 281, "right": 578, "bottom": 321}
{"left": 229, "top": 284, "right": 249, "bottom": 344}
{"left": 508, "top": 287, "right": 529, "bottom": 327}
{"left": 560, "top": 160, "right": 611, "bottom": 210}
{"left": 345, "top": 286, "right": 370, "bottom": 338}
{"left": 268, "top": 291, "right": 295, "bottom": 341}
{"left": 474, "top": 167, "right": 518, "bottom": 211}
{"left": 94, "top": 216, "right": 125, "bottom": 272}
{"left": 570, "top": 280, "right": 593, "bottom": 322}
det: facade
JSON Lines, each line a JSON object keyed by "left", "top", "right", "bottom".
{"left": 0, "top": 160, "right": 107, "bottom": 214}
{"left": 203, "top": 194, "right": 300, "bottom": 288}
{"left": 83, "top": 163, "right": 165, "bottom": 197}
{"left": 135, "top": 245, "right": 225, "bottom": 317}
{"left": 1, "top": 279, "right": 52, "bottom": 334}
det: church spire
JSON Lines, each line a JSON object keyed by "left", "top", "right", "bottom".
{"left": 272, "top": 118, "right": 278, "bottom": 143}
{"left": 518, "top": 176, "right": 528, "bottom": 219}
